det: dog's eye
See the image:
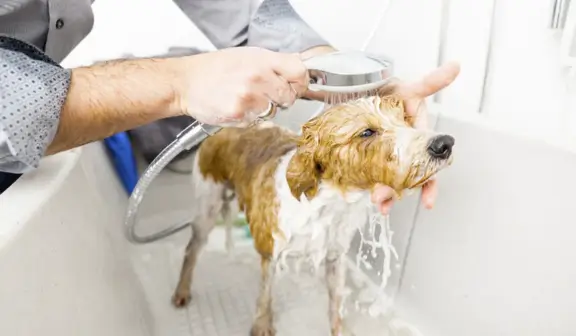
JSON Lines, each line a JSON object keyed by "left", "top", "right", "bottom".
{"left": 359, "top": 129, "right": 376, "bottom": 138}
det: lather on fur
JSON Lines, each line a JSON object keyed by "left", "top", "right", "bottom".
{"left": 171, "top": 95, "right": 455, "bottom": 336}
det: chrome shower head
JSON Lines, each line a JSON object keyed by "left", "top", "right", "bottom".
{"left": 303, "top": 51, "right": 394, "bottom": 94}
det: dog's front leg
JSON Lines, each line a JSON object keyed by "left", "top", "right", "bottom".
{"left": 251, "top": 256, "right": 275, "bottom": 336}
{"left": 326, "top": 253, "right": 346, "bottom": 336}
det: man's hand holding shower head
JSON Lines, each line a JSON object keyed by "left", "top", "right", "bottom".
{"left": 46, "top": 47, "right": 314, "bottom": 155}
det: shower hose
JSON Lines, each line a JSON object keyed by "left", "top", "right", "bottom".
{"left": 124, "top": 4, "right": 393, "bottom": 244}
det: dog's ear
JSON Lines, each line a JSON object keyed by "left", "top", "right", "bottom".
{"left": 286, "top": 124, "right": 321, "bottom": 201}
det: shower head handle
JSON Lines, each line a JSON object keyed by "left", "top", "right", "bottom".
{"left": 303, "top": 51, "right": 394, "bottom": 94}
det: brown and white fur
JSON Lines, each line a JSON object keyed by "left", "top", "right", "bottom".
{"left": 171, "top": 95, "right": 455, "bottom": 336}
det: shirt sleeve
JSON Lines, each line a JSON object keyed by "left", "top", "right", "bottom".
{"left": 0, "top": 35, "right": 71, "bottom": 174}
{"left": 248, "top": 0, "right": 329, "bottom": 53}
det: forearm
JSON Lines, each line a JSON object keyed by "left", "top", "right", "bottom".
{"left": 46, "top": 57, "right": 185, "bottom": 155}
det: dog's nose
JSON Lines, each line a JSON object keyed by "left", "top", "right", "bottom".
{"left": 427, "top": 135, "right": 455, "bottom": 159}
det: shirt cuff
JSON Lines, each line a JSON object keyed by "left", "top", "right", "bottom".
{"left": 248, "top": 0, "right": 330, "bottom": 54}
{"left": 0, "top": 35, "right": 71, "bottom": 174}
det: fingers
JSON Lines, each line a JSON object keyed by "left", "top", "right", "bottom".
{"left": 379, "top": 199, "right": 394, "bottom": 216}
{"left": 371, "top": 184, "right": 396, "bottom": 215}
{"left": 397, "top": 62, "right": 461, "bottom": 99}
{"left": 373, "top": 62, "right": 460, "bottom": 130}
{"left": 401, "top": 62, "right": 460, "bottom": 129}
{"left": 371, "top": 184, "right": 395, "bottom": 204}
{"left": 302, "top": 89, "right": 326, "bottom": 102}
{"left": 227, "top": 51, "right": 307, "bottom": 123}
{"left": 370, "top": 179, "right": 438, "bottom": 216}
{"left": 404, "top": 98, "right": 429, "bottom": 130}
{"left": 257, "top": 72, "right": 297, "bottom": 108}
{"left": 421, "top": 178, "right": 438, "bottom": 209}
{"left": 271, "top": 53, "right": 309, "bottom": 99}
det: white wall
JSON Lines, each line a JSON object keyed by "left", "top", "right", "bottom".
{"left": 480, "top": 0, "right": 575, "bottom": 142}
{"left": 62, "top": 0, "right": 215, "bottom": 68}
{"left": 296, "top": 0, "right": 576, "bottom": 146}
{"left": 361, "top": 0, "right": 443, "bottom": 83}
{"left": 438, "top": 0, "right": 497, "bottom": 115}
{"left": 292, "top": 0, "right": 442, "bottom": 83}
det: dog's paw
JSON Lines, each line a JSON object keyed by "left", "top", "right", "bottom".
{"left": 172, "top": 291, "right": 192, "bottom": 308}
{"left": 250, "top": 319, "right": 275, "bottom": 336}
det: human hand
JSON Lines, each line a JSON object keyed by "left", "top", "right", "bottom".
{"left": 371, "top": 62, "right": 461, "bottom": 215}
{"left": 176, "top": 47, "right": 309, "bottom": 125}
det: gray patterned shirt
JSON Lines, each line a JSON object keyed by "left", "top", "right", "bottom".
{"left": 0, "top": 36, "right": 70, "bottom": 173}
{"left": 0, "top": 0, "right": 327, "bottom": 174}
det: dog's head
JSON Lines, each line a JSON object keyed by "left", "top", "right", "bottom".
{"left": 286, "top": 95, "right": 455, "bottom": 200}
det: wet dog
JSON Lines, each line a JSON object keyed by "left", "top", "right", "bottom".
{"left": 172, "top": 95, "right": 455, "bottom": 336}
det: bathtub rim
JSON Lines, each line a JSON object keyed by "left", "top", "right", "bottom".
{"left": 0, "top": 147, "right": 83, "bottom": 250}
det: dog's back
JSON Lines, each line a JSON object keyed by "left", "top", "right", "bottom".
{"left": 191, "top": 123, "right": 297, "bottom": 255}
{"left": 198, "top": 123, "right": 296, "bottom": 183}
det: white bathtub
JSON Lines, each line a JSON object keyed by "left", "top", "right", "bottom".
{"left": 382, "top": 113, "right": 576, "bottom": 336}
{"left": 0, "top": 143, "right": 154, "bottom": 336}
{"left": 2, "top": 98, "right": 576, "bottom": 336}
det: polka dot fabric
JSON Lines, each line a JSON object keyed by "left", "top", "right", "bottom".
{"left": 0, "top": 35, "right": 70, "bottom": 173}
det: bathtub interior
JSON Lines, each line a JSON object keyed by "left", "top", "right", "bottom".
{"left": 0, "top": 142, "right": 154, "bottom": 336}
{"left": 393, "top": 116, "right": 576, "bottom": 336}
